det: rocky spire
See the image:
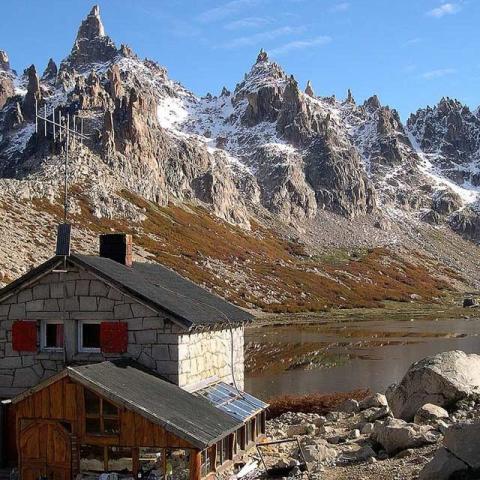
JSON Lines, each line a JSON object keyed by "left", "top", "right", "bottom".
{"left": 305, "top": 80, "right": 315, "bottom": 97}
{"left": 42, "top": 58, "right": 58, "bottom": 81}
{"left": 22, "top": 65, "right": 42, "bottom": 120}
{"left": 364, "top": 94, "right": 381, "bottom": 111}
{"left": 347, "top": 88, "right": 355, "bottom": 104}
{"left": 256, "top": 48, "right": 269, "bottom": 63}
{"left": 0, "top": 50, "right": 10, "bottom": 71}
{"left": 220, "top": 86, "right": 231, "bottom": 97}
{"left": 63, "top": 5, "right": 117, "bottom": 71}
{"left": 76, "top": 5, "right": 105, "bottom": 41}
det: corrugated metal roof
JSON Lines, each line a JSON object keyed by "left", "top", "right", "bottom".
{"left": 68, "top": 360, "right": 242, "bottom": 449}
{"left": 71, "top": 254, "right": 253, "bottom": 329}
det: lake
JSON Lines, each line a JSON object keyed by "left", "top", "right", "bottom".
{"left": 244, "top": 313, "right": 480, "bottom": 400}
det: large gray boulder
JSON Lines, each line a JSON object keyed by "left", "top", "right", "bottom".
{"left": 386, "top": 351, "right": 480, "bottom": 420}
{"left": 372, "top": 418, "right": 438, "bottom": 455}
{"left": 443, "top": 422, "right": 480, "bottom": 469}
{"left": 419, "top": 447, "right": 469, "bottom": 480}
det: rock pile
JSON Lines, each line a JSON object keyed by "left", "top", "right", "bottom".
{"left": 232, "top": 350, "right": 480, "bottom": 479}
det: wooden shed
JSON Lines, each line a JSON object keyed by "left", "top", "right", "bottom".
{"left": 10, "top": 360, "right": 266, "bottom": 480}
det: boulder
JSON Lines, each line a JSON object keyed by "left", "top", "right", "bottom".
{"left": 419, "top": 447, "right": 468, "bottom": 480}
{"left": 414, "top": 403, "right": 449, "bottom": 425}
{"left": 386, "top": 351, "right": 480, "bottom": 420}
{"left": 360, "top": 406, "right": 391, "bottom": 422}
{"left": 372, "top": 418, "right": 438, "bottom": 455}
{"left": 443, "top": 422, "right": 480, "bottom": 469}
{"left": 338, "top": 398, "right": 360, "bottom": 413}
{"left": 359, "top": 393, "right": 389, "bottom": 410}
{"left": 286, "top": 423, "right": 315, "bottom": 437}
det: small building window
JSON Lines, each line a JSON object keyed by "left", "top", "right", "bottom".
{"left": 139, "top": 447, "right": 164, "bottom": 478}
{"left": 201, "top": 449, "right": 214, "bottom": 477}
{"left": 165, "top": 449, "right": 190, "bottom": 480}
{"left": 84, "top": 389, "right": 119, "bottom": 435}
{"left": 107, "top": 446, "right": 133, "bottom": 473}
{"left": 79, "top": 321, "right": 101, "bottom": 352}
{"left": 41, "top": 321, "right": 64, "bottom": 350}
{"left": 80, "top": 444, "right": 104, "bottom": 473}
{"left": 80, "top": 445, "right": 133, "bottom": 475}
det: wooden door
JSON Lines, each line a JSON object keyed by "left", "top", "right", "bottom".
{"left": 19, "top": 421, "right": 71, "bottom": 480}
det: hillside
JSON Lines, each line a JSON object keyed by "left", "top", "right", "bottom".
{"left": 0, "top": 5, "right": 479, "bottom": 311}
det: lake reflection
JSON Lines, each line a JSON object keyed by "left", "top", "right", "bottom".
{"left": 244, "top": 316, "right": 480, "bottom": 400}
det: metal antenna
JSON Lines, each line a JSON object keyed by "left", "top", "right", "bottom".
{"left": 34, "top": 100, "right": 89, "bottom": 223}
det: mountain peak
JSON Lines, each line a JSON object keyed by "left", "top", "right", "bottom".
{"left": 77, "top": 5, "right": 105, "bottom": 41}
{"left": 256, "top": 48, "right": 269, "bottom": 64}
{"left": 63, "top": 5, "right": 117, "bottom": 71}
{"left": 0, "top": 50, "right": 10, "bottom": 72}
{"left": 305, "top": 80, "right": 315, "bottom": 97}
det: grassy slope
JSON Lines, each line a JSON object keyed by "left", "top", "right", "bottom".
{"left": 23, "top": 188, "right": 461, "bottom": 313}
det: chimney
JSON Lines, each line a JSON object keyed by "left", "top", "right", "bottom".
{"left": 99, "top": 234, "right": 132, "bottom": 267}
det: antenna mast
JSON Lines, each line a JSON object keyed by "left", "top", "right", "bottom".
{"left": 34, "top": 99, "right": 89, "bottom": 223}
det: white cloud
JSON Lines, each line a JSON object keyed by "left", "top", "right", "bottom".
{"left": 427, "top": 3, "right": 461, "bottom": 18}
{"left": 223, "top": 26, "right": 305, "bottom": 49}
{"left": 421, "top": 68, "right": 456, "bottom": 79}
{"left": 330, "top": 2, "right": 350, "bottom": 13}
{"left": 270, "top": 36, "right": 332, "bottom": 56}
{"left": 403, "top": 37, "right": 422, "bottom": 47}
{"left": 197, "top": 0, "right": 262, "bottom": 23}
{"left": 224, "top": 17, "right": 270, "bottom": 30}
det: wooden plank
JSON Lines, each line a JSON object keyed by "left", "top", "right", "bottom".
{"left": 120, "top": 409, "right": 137, "bottom": 446}
{"left": 49, "top": 380, "right": 64, "bottom": 419}
{"left": 41, "top": 387, "right": 50, "bottom": 418}
{"left": 64, "top": 383, "right": 77, "bottom": 422}
{"left": 190, "top": 450, "right": 202, "bottom": 480}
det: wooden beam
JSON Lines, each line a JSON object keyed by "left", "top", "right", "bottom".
{"left": 190, "top": 450, "right": 202, "bottom": 480}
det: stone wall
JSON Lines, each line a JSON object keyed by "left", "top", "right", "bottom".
{"left": 178, "top": 327, "right": 244, "bottom": 389}
{"left": 0, "top": 263, "right": 246, "bottom": 399}
{"left": 0, "top": 265, "right": 183, "bottom": 398}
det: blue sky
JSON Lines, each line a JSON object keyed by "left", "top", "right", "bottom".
{"left": 1, "top": 0, "right": 478, "bottom": 119}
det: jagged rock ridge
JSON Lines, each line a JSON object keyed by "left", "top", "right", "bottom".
{"left": 0, "top": 5, "right": 479, "bottom": 244}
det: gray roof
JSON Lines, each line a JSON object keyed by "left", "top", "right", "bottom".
{"left": 0, "top": 254, "right": 253, "bottom": 329}
{"left": 68, "top": 360, "right": 242, "bottom": 449}
{"left": 71, "top": 254, "right": 252, "bottom": 329}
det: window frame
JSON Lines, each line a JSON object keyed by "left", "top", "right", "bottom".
{"left": 84, "top": 389, "right": 120, "bottom": 437}
{"left": 40, "top": 320, "right": 64, "bottom": 352}
{"left": 78, "top": 320, "right": 102, "bottom": 353}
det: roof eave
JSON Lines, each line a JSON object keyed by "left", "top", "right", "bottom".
{"left": 0, "top": 256, "right": 64, "bottom": 304}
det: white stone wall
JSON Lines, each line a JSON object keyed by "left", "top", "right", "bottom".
{"left": 178, "top": 327, "right": 244, "bottom": 389}
{"left": 0, "top": 266, "right": 184, "bottom": 398}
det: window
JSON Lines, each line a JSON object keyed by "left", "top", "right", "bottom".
{"left": 108, "top": 446, "right": 133, "bottom": 473}
{"left": 139, "top": 448, "right": 164, "bottom": 479}
{"left": 79, "top": 321, "right": 101, "bottom": 352}
{"left": 41, "top": 321, "right": 64, "bottom": 350}
{"left": 84, "top": 389, "right": 119, "bottom": 435}
{"left": 165, "top": 449, "right": 190, "bottom": 480}
{"left": 215, "top": 437, "right": 232, "bottom": 468}
{"left": 201, "top": 449, "right": 213, "bottom": 478}
{"left": 80, "top": 445, "right": 133, "bottom": 475}
{"left": 80, "top": 445, "right": 105, "bottom": 473}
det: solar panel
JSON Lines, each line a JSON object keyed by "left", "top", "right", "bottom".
{"left": 194, "top": 382, "right": 268, "bottom": 422}
{"left": 55, "top": 223, "right": 71, "bottom": 256}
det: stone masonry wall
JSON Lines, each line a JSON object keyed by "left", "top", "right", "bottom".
{"left": 178, "top": 327, "right": 244, "bottom": 390}
{"left": 0, "top": 265, "right": 184, "bottom": 398}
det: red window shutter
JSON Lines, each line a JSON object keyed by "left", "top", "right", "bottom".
{"left": 100, "top": 322, "right": 128, "bottom": 353}
{"left": 12, "top": 321, "right": 37, "bottom": 352}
